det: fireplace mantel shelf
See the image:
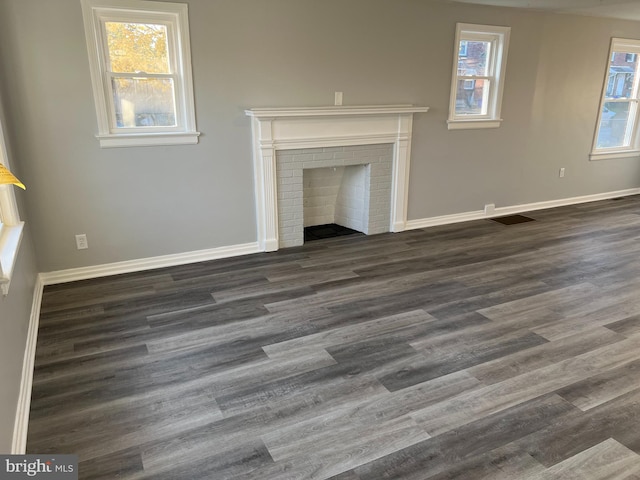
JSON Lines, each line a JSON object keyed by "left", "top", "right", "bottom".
{"left": 245, "top": 104, "right": 430, "bottom": 118}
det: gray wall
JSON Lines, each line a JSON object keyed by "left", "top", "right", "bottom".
{"left": 0, "top": 76, "right": 39, "bottom": 450}
{"left": 0, "top": 0, "right": 639, "bottom": 273}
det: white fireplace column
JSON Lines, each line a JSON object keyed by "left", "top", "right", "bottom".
{"left": 245, "top": 105, "right": 430, "bottom": 252}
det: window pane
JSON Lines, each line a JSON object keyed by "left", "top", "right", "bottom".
{"left": 106, "top": 22, "right": 170, "bottom": 74}
{"left": 455, "top": 79, "right": 490, "bottom": 116}
{"left": 606, "top": 52, "right": 637, "bottom": 99}
{"left": 459, "top": 41, "right": 468, "bottom": 57}
{"left": 457, "top": 41, "right": 491, "bottom": 76}
{"left": 596, "top": 101, "right": 633, "bottom": 148}
{"left": 111, "top": 77, "right": 176, "bottom": 127}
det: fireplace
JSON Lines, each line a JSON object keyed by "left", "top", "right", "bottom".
{"left": 245, "top": 105, "right": 429, "bottom": 251}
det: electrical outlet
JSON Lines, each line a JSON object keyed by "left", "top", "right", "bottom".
{"left": 334, "top": 91, "right": 343, "bottom": 106}
{"left": 559, "top": 167, "right": 565, "bottom": 178}
{"left": 75, "top": 234, "right": 88, "bottom": 250}
{"left": 484, "top": 203, "right": 495, "bottom": 216}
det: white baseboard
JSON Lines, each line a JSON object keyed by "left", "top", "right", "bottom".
{"left": 406, "top": 188, "right": 640, "bottom": 230}
{"left": 11, "top": 274, "right": 44, "bottom": 454}
{"left": 35, "top": 188, "right": 640, "bottom": 285}
{"left": 39, "top": 242, "right": 261, "bottom": 286}
{"left": 406, "top": 210, "right": 487, "bottom": 229}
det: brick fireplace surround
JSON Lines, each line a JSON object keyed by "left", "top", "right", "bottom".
{"left": 245, "top": 105, "right": 430, "bottom": 251}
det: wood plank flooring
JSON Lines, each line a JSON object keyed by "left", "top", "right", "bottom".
{"left": 28, "top": 196, "right": 640, "bottom": 479}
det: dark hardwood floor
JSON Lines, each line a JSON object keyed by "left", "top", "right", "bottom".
{"left": 28, "top": 196, "right": 640, "bottom": 479}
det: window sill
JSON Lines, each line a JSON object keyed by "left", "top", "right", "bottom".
{"left": 0, "top": 222, "right": 25, "bottom": 296}
{"left": 447, "top": 119, "right": 503, "bottom": 130}
{"left": 590, "top": 150, "right": 640, "bottom": 161}
{"left": 97, "top": 131, "right": 200, "bottom": 148}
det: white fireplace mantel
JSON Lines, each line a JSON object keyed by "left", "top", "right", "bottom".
{"left": 245, "top": 104, "right": 430, "bottom": 251}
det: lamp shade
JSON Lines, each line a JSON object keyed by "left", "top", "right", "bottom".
{"left": 0, "top": 163, "right": 25, "bottom": 189}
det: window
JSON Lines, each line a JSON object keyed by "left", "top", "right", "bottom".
{"left": 448, "top": 23, "right": 511, "bottom": 130}
{"left": 81, "top": 0, "right": 199, "bottom": 148}
{"left": 0, "top": 115, "right": 24, "bottom": 296}
{"left": 591, "top": 38, "right": 640, "bottom": 161}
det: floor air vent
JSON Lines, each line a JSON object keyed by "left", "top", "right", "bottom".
{"left": 490, "top": 214, "right": 536, "bottom": 225}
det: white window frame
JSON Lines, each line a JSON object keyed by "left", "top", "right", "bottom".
{"left": 81, "top": 0, "right": 199, "bottom": 148}
{"left": 448, "top": 23, "right": 511, "bottom": 131}
{"left": 0, "top": 115, "right": 24, "bottom": 296}
{"left": 591, "top": 38, "right": 640, "bottom": 161}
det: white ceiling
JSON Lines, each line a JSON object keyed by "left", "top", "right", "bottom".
{"left": 446, "top": 0, "right": 640, "bottom": 22}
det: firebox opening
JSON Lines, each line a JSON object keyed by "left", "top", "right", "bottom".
{"left": 303, "top": 165, "right": 368, "bottom": 243}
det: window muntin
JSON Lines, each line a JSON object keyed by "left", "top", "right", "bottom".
{"left": 448, "top": 24, "right": 511, "bottom": 130}
{"left": 592, "top": 38, "right": 640, "bottom": 160}
{"left": 81, "top": 0, "right": 199, "bottom": 147}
